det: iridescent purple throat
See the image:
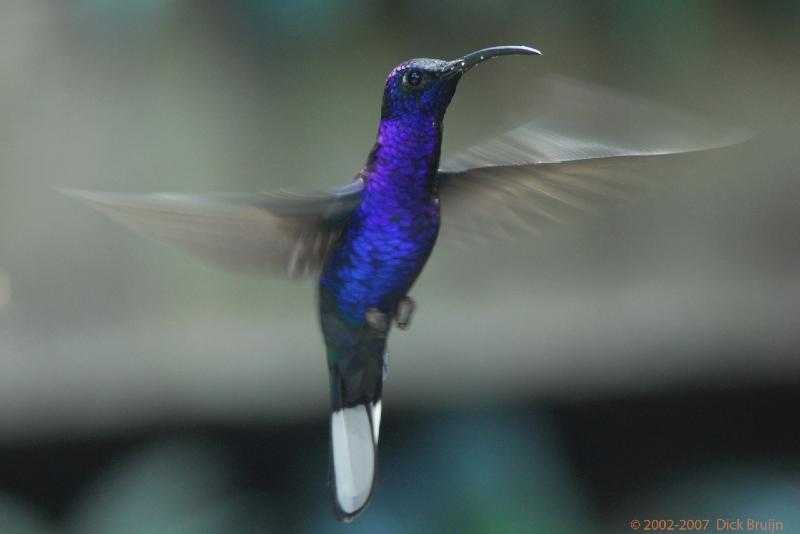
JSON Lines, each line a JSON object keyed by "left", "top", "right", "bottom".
{"left": 320, "top": 114, "right": 443, "bottom": 322}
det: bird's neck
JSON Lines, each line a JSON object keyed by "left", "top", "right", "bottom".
{"left": 362, "top": 114, "right": 443, "bottom": 197}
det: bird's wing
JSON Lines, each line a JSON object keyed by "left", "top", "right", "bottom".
{"left": 61, "top": 180, "right": 364, "bottom": 279}
{"left": 437, "top": 76, "right": 751, "bottom": 244}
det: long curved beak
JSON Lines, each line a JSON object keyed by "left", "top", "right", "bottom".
{"left": 444, "top": 45, "right": 541, "bottom": 78}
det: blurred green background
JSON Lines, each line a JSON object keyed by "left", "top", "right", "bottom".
{"left": 1, "top": 1, "right": 799, "bottom": 533}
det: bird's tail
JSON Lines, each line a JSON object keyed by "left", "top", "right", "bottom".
{"left": 327, "top": 341, "right": 385, "bottom": 522}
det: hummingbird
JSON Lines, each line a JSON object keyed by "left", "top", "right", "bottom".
{"left": 62, "top": 45, "right": 747, "bottom": 521}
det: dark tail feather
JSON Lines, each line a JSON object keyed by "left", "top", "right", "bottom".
{"left": 328, "top": 364, "right": 383, "bottom": 522}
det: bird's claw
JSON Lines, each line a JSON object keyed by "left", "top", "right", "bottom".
{"left": 366, "top": 308, "right": 389, "bottom": 331}
{"left": 366, "top": 298, "right": 416, "bottom": 331}
{"left": 396, "top": 297, "right": 416, "bottom": 330}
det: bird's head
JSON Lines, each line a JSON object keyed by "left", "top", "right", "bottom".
{"left": 380, "top": 45, "right": 541, "bottom": 122}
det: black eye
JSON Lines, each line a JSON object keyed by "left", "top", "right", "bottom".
{"left": 405, "top": 70, "right": 423, "bottom": 87}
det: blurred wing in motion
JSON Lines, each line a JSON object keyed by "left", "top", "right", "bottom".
{"left": 437, "top": 76, "right": 751, "bottom": 243}
{"left": 61, "top": 181, "right": 364, "bottom": 279}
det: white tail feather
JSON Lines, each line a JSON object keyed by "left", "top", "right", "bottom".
{"left": 371, "top": 401, "right": 382, "bottom": 443}
{"left": 331, "top": 405, "right": 376, "bottom": 516}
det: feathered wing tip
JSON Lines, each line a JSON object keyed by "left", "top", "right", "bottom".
{"left": 435, "top": 76, "right": 754, "bottom": 246}
{"left": 329, "top": 400, "right": 382, "bottom": 522}
{"left": 56, "top": 184, "right": 363, "bottom": 279}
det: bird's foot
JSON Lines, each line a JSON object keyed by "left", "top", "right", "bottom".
{"left": 366, "top": 308, "right": 389, "bottom": 331}
{"left": 396, "top": 297, "right": 416, "bottom": 330}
